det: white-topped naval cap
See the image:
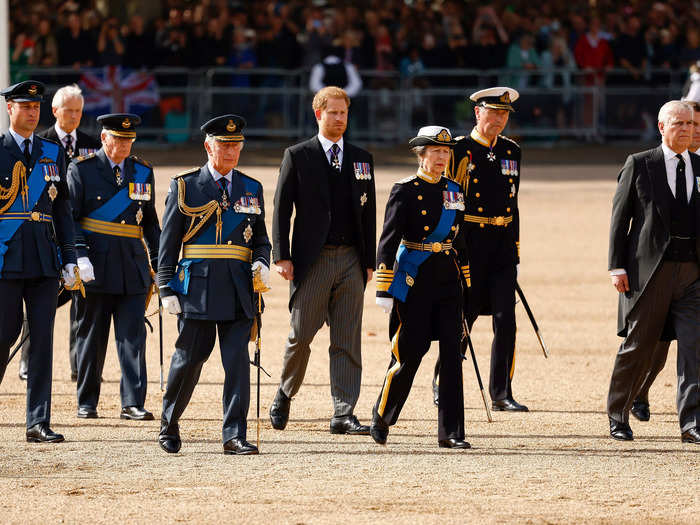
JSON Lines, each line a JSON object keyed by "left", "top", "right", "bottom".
{"left": 469, "top": 87, "right": 519, "bottom": 111}
{"left": 408, "top": 126, "right": 456, "bottom": 147}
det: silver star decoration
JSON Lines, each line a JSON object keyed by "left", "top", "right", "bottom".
{"left": 487, "top": 152, "right": 496, "bottom": 162}
{"left": 360, "top": 192, "right": 367, "bottom": 206}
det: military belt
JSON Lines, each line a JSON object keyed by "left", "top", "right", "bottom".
{"left": 464, "top": 214, "right": 513, "bottom": 227}
{"left": 80, "top": 217, "right": 143, "bottom": 238}
{"left": 0, "top": 211, "right": 53, "bottom": 222}
{"left": 183, "top": 244, "right": 252, "bottom": 262}
{"left": 401, "top": 240, "right": 453, "bottom": 253}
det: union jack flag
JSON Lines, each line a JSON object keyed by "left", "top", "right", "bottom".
{"left": 80, "top": 66, "right": 160, "bottom": 116}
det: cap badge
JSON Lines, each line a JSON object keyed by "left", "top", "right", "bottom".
{"left": 499, "top": 92, "right": 511, "bottom": 103}
{"left": 226, "top": 120, "right": 237, "bottom": 132}
{"left": 436, "top": 129, "right": 451, "bottom": 142}
{"left": 122, "top": 118, "right": 131, "bottom": 128}
{"left": 28, "top": 85, "right": 38, "bottom": 96}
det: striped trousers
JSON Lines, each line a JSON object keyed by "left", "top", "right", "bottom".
{"left": 279, "top": 245, "right": 364, "bottom": 417}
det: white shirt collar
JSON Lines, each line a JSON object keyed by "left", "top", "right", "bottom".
{"left": 207, "top": 161, "right": 232, "bottom": 182}
{"left": 661, "top": 142, "right": 690, "bottom": 165}
{"left": 106, "top": 155, "right": 125, "bottom": 173}
{"left": 9, "top": 127, "right": 33, "bottom": 150}
{"left": 54, "top": 123, "right": 77, "bottom": 145}
{"left": 317, "top": 133, "right": 343, "bottom": 153}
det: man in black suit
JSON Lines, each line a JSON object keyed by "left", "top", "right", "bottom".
{"left": 67, "top": 113, "right": 160, "bottom": 421}
{"left": 607, "top": 100, "right": 700, "bottom": 444}
{"left": 0, "top": 80, "right": 77, "bottom": 443}
{"left": 18, "top": 84, "right": 101, "bottom": 381}
{"left": 270, "top": 86, "right": 376, "bottom": 435}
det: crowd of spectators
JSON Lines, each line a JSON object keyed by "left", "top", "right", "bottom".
{"left": 8, "top": 0, "right": 700, "bottom": 79}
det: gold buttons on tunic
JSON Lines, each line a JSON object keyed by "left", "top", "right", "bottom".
{"left": 414, "top": 181, "right": 419, "bottom": 186}
{"left": 479, "top": 224, "right": 485, "bottom": 228}
{"left": 509, "top": 178, "right": 513, "bottom": 183}
{"left": 424, "top": 226, "right": 429, "bottom": 231}
{"left": 507, "top": 150, "right": 511, "bottom": 155}
{"left": 478, "top": 207, "right": 483, "bottom": 212}
{"left": 475, "top": 193, "right": 480, "bottom": 198}
{"left": 421, "top": 210, "right": 427, "bottom": 215}
{"left": 121, "top": 220, "right": 125, "bottom": 224}
{"left": 97, "top": 196, "right": 101, "bottom": 200}
{"left": 510, "top": 193, "right": 514, "bottom": 198}
{"left": 473, "top": 178, "right": 478, "bottom": 183}
{"left": 451, "top": 226, "right": 456, "bottom": 231}
{"left": 227, "top": 240, "right": 232, "bottom": 245}
{"left": 507, "top": 207, "right": 511, "bottom": 212}
{"left": 417, "top": 195, "right": 423, "bottom": 200}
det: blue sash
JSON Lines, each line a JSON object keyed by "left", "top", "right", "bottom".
{"left": 388, "top": 179, "right": 459, "bottom": 302}
{"left": 168, "top": 174, "right": 259, "bottom": 294}
{"left": 0, "top": 140, "right": 58, "bottom": 274}
{"left": 87, "top": 161, "right": 150, "bottom": 221}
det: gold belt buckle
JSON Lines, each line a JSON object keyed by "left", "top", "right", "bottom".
{"left": 494, "top": 216, "right": 505, "bottom": 226}
{"left": 431, "top": 242, "right": 442, "bottom": 253}
{"left": 30, "top": 211, "right": 40, "bottom": 222}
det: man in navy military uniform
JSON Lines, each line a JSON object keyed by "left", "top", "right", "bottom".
{"left": 18, "top": 84, "right": 101, "bottom": 381}
{"left": 67, "top": 113, "right": 160, "bottom": 421}
{"left": 0, "top": 80, "right": 77, "bottom": 443}
{"left": 433, "top": 87, "right": 529, "bottom": 412}
{"left": 157, "top": 115, "right": 271, "bottom": 455}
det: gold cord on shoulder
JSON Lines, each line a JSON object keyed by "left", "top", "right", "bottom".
{"left": 0, "top": 161, "right": 26, "bottom": 215}
{"left": 176, "top": 177, "right": 222, "bottom": 243}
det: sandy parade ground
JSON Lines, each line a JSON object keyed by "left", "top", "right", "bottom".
{"left": 0, "top": 154, "right": 698, "bottom": 524}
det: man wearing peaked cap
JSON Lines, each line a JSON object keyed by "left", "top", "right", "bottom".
{"left": 67, "top": 112, "right": 161, "bottom": 422}
{"left": 157, "top": 114, "right": 271, "bottom": 455}
{"left": 433, "top": 86, "right": 530, "bottom": 413}
{"left": 0, "top": 79, "right": 77, "bottom": 443}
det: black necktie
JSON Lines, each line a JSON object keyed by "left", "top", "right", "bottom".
{"left": 114, "top": 165, "right": 122, "bottom": 186}
{"left": 330, "top": 144, "right": 341, "bottom": 172}
{"left": 65, "top": 135, "right": 74, "bottom": 158}
{"left": 675, "top": 154, "right": 687, "bottom": 204}
{"left": 23, "top": 139, "right": 31, "bottom": 167}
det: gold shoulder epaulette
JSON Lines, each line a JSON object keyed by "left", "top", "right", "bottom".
{"left": 397, "top": 174, "right": 417, "bottom": 184}
{"left": 75, "top": 153, "right": 97, "bottom": 163}
{"left": 173, "top": 167, "right": 199, "bottom": 179}
{"left": 130, "top": 155, "right": 152, "bottom": 168}
{"left": 454, "top": 135, "right": 467, "bottom": 141}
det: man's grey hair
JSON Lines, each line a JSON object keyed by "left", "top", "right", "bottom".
{"left": 658, "top": 100, "right": 693, "bottom": 125}
{"left": 52, "top": 84, "right": 84, "bottom": 109}
{"left": 204, "top": 135, "right": 217, "bottom": 148}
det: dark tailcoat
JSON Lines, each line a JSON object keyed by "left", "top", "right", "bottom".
{"left": 38, "top": 126, "right": 101, "bottom": 165}
{"left": 272, "top": 136, "right": 376, "bottom": 308}
{"left": 609, "top": 147, "right": 700, "bottom": 338}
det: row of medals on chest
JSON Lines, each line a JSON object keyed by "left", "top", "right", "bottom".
{"left": 220, "top": 186, "right": 254, "bottom": 243}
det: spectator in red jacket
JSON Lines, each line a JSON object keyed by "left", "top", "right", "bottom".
{"left": 574, "top": 16, "right": 614, "bottom": 85}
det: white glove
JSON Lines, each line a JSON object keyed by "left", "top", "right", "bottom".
{"left": 62, "top": 264, "right": 77, "bottom": 288}
{"left": 77, "top": 257, "right": 95, "bottom": 282}
{"left": 376, "top": 296, "right": 393, "bottom": 314}
{"left": 252, "top": 260, "right": 270, "bottom": 288}
{"left": 161, "top": 295, "right": 181, "bottom": 315}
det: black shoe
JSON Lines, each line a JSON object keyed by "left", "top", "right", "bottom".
{"left": 609, "top": 417, "right": 633, "bottom": 441}
{"left": 77, "top": 407, "right": 98, "bottom": 419}
{"left": 223, "top": 438, "right": 259, "bottom": 455}
{"left": 432, "top": 376, "right": 439, "bottom": 407}
{"left": 158, "top": 433, "right": 182, "bottom": 454}
{"left": 26, "top": 423, "right": 64, "bottom": 443}
{"left": 370, "top": 413, "right": 389, "bottom": 445}
{"left": 681, "top": 427, "right": 700, "bottom": 444}
{"left": 120, "top": 406, "right": 154, "bottom": 421}
{"left": 330, "top": 415, "right": 370, "bottom": 435}
{"left": 269, "top": 388, "right": 291, "bottom": 430}
{"left": 18, "top": 359, "right": 28, "bottom": 381}
{"left": 492, "top": 397, "right": 529, "bottom": 412}
{"left": 631, "top": 400, "right": 650, "bottom": 422}
{"left": 438, "top": 438, "right": 471, "bottom": 449}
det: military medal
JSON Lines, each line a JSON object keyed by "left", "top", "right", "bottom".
{"left": 487, "top": 152, "right": 496, "bottom": 162}
{"left": 442, "top": 190, "right": 465, "bottom": 211}
{"left": 353, "top": 162, "right": 372, "bottom": 180}
{"left": 48, "top": 183, "right": 58, "bottom": 201}
{"left": 41, "top": 163, "right": 60, "bottom": 182}
{"left": 114, "top": 166, "right": 123, "bottom": 186}
{"left": 233, "top": 195, "right": 261, "bottom": 214}
{"left": 135, "top": 205, "right": 143, "bottom": 225}
{"left": 696, "top": 177, "right": 700, "bottom": 192}
{"left": 129, "top": 182, "right": 152, "bottom": 201}
{"left": 360, "top": 192, "right": 367, "bottom": 206}
{"left": 221, "top": 191, "right": 230, "bottom": 210}
{"left": 243, "top": 223, "right": 253, "bottom": 243}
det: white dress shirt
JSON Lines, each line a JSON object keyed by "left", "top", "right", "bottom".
{"left": 9, "top": 127, "right": 34, "bottom": 154}
{"left": 54, "top": 123, "right": 77, "bottom": 151}
{"left": 317, "top": 133, "right": 344, "bottom": 167}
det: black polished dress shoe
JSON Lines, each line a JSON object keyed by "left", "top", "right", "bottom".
{"left": 492, "top": 397, "right": 529, "bottom": 412}
{"left": 26, "top": 423, "right": 64, "bottom": 443}
{"left": 158, "top": 434, "right": 182, "bottom": 454}
{"left": 609, "top": 417, "right": 633, "bottom": 441}
{"left": 438, "top": 438, "right": 471, "bottom": 449}
{"left": 269, "top": 388, "right": 291, "bottom": 430}
{"left": 681, "top": 427, "right": 700, "bottom": 444}
{"left": 631, "top": 400, "right": 650, "bottom": 422}
{"left": 223, "top": 438, "right": 259, "bottom": 455}
{"left": 120, "top": 406, "right": 154, "bottom": 421}
{"left": 370, "top": 414, "right": 389, "bottom": 445}
{"left": 77, "top": 406, "right": 98, "bottom": 419}
{"left": 330, "top": 415, "right": 370, "bottom": 435}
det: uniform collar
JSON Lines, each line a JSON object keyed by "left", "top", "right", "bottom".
{"left": 416, "top": 167, "right": 442, "bottom": 184}
{"left": 470, "top": 127, "right": 497, "bottom": 148}
{"left": 54, "top": 123, "right": 77, "bottom": 145}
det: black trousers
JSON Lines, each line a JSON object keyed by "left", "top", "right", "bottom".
{"left": 374, "top": 268, "right": 465, "bottom": 441}
{"left": 0, "top": 277, "right": 59, "bottom": 428}
{"left": 75, "top": 291, "right": 148, "bottom": 410}
{"left": 161, "top": 316, "right": 253, "bottom": 443}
